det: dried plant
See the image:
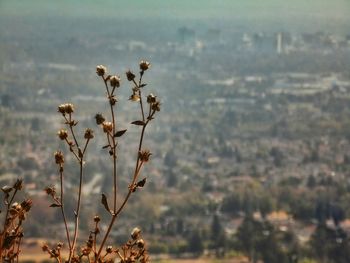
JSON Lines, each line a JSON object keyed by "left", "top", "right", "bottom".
{"left": 0, "top": 179, "right": 32, "bottom": 262}
{"left": 43, "top": 60, "right": 159, "bottom": 262}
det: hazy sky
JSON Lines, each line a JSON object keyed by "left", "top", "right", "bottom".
{"left": 1, "top": 0, "right": 349, "bottom": 33}
{"left": 1, "top": 0, "right": 349, "bottom": 19}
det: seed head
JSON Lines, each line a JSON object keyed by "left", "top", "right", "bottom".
{"left": 21, "top": 199, "right": 33, "bottom": 212}
{"left": 54, "top": 151, "right": 64, "bottom": 165}
{"left": 106, "top": 246, "right": 113, "bottom": 254}
{"left": 42, "top": 244, "right": 49, "bottom": 252}
{"left": 64, "top": 103, "right": 74, "bottom": 114}
{"left": 151, "top": 101, "right": 161, "bottom": 112}
{"left": 131, "top": 227, "right": 141, "bottom": 240}
{"left": 58, "top": 104, "right": 66, "bottom": 114}
{"left": 126, "top": 70, "right": 136, "bottom": 81}
{"left": 102, "top": 121, "right": 113, "bottom": 133}
{"left": 84, "top": 128, "right": 94, "bottom": 140}
{"left": 57, "top": 129, "right": 68, "bottom": 140}
{"left": 96, "top": 65, "right": 107, "bottom": 76}
{"left": 95, "top": 113, "right": 105, "bottom": 125}
{"left": 139, "top": 60, "right": 151, "bottom": 71}
{"left": 129, "top": 94, "right": 140, "bottom": 102}
{"left": 147, "top": 94, "right": 157, "bottom": 104}
{"left": 137, "top": 239, "right": 145, "bottom": 248}
{"left": 110, "top": 75, "right": 121, "bottom": 88}
{"left": 13, "top": 178, "right": 23, "bottom": 190}
{"left": 139, "top": 150, "right": 152, "bottom": 162}
{"left": 94, "top": 215, "right": 100, "bottom": 223}
{"left": 44, "top": 185, "right": 56, "bottom": 197}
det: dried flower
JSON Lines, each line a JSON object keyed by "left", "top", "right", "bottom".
{"left": 57, "top": 242, "right": 63, "bottom": 249}
{"left": 57, "top": 129, "right": 68, "bottom": 140}
{"left": 131, "top": 227, "right": 141, "bottom": 240}
{"left": 129, "top": 94, "right": 140, "bottom": 102}
{"left": 44, "top": 185, "right": 56, "bottom": 197}
{"left": 94, "top": 215, "right": 100, "bottom": 223}
{"left": 42, "top": 244, "right": 49, "bottom": 252}
{"left": 102, "top": 121, "right": 113, "bottom": 133}
{"left": 84, "top": 128, "right": 94, "bottom": 140}
{"left": 147, "top": 93, "right": 157, "bottom": 104}
{"left": 21, "top": 199, "right": 32, "bottom": 212}
{"left": 110, "top": 75, "right": 121, "bottom": 88}
{"left": 139, "top": 60, "right": 151, "bottom": 71}
{"left": 151, "top": 101, "right": 161, "bottom": 112}
{"left": 137, "top": 239, "right": 145, "bottom": 248}
{"left": 106, "top": 246, "right": 113, "bottom": 254}
{"left": 54, "top": 151, "right": 64, "bottom": 165}
{"left": 58, "top": 104, "right": 66, "bottom": 114}
{"left": 13, "top": 178, "right": 23, "bottom": 190}
{"left": 139, "top": 150, "right": 152, "bottom": 162}
{"left": 58, "top": 103, "right": 74, "bottom": 115}
{"left": 96, "top": 65, "right": 107, "bottom": 76}
{"left": 126, "top": 70, "right": 136, "bottom": 81}
{"left": 109, "top": 95, "right": 117, "bottom": 105}
{"left": 95, "top": 113, "right": 105, "bottom": 125}
{"left": 64, "top": 103, "right": 74, "bottom": 114}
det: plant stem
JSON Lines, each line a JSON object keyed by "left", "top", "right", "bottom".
{"left": 102, "top": 77, "right": 118, "bottom": 213}
{"left": 68, "top": 160, "right": 84, "bottom": 261}
{"left": 59, "top": 167, "right": 72, "bottom": 250}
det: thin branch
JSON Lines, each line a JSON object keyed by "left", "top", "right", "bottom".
{"left": 59, "top": 167, "right": 72, "bottom": 250}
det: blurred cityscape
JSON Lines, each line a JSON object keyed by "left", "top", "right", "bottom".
{"left": 1, "top": 1, "right": 350, "bottom": 262}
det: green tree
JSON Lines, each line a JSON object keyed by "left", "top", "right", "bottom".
{"left": 187, "top": 229, "right": 204, "bottom": 256}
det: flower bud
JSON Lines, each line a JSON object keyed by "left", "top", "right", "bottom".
{"left": 102, "top": 121, "right": 113, "bottom": 133}
{"left": 94, "top": 215, "right": 100, "bottom": 223}
{"left": 139, "top": 60, "right": 150, "bottom": 71}
{"left": 84, "top": 128, "right": 94, "bottom": 140}
{"left": 54, "top": 151, "right": 64, "bottom": 165}
{"left": 95, "top": 113, "right": 105, "bottom": 125}
{"left": 96, "top": 65, "right": 107, "bottom": 76}
{"left": 126, "top": 70, "right": 136, "bottom": 81}
{"left": 57, "top": 129, "right": 68, "bottom": 140}
{"left": 110, "top": 75, "right": 121, "bottom": 88}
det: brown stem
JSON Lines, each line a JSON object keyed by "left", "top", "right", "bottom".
{"left": 95, "top": 123, "right": 148, "bottom": 260}
{"left": 1, "top": 188, "right": 19, "bottom": 236}
{"left": 59, "top": 167, "right": 72, "bottom": 250}
{"left": 102, "top": 77, "right": 118, "bottom": 213}
{"left": 67, "top": 114, "right": 80, "bottom": 149}
{"left": 68, "top": 160, "right": 84, "bottom": 261}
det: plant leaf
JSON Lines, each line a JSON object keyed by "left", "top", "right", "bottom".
{"left": 50, "top": 203, "right": 62, "bottom": 208}
{"left": 136, "top": 178, "right": 147, "bottom": 188}
{"left": 140, "top": 83, "right": 147, "bottom": 88}
{"left": 101, "top": 193, "right": 111, "bottom": 214}
{"left": 102, "top": 145, "right": 110, "bottom": 149}
{"left": 131, "top": 120, "right": 145, "bottom": 126}
{"left": 1, "top": 186, "right": 12, "bottom": 193}
{"left": 114, "top": 129, "right": 127, "bottom": 137}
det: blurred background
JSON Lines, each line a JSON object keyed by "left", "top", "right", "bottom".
{"left": 1, "top": 0, "right": 350, "bottom": 262}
